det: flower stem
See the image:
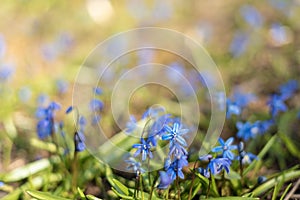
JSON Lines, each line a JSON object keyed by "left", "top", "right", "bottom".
{"left": 188, "top": 161, "right": 198, "bottom": 200}
{"left": 176, "top": 175, "right": 181, "bottom": 200}
{"left": 71, "top": 150, "right": 78, "bottom": 193}
{"left": 206, "top": 170, "right": 212, "bottom": 199}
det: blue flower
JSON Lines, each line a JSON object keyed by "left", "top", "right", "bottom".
{"left": 157, "top": 171, "right": 172, "bottom": 189}
{"left": 258, "top": 119, "right": 274, "bottom": 133}
{"left": 56, "top": 79, "right": 68, "bottom": 95}
{"left": 132, "top": 138, "right": 153, "bottom": 161}
{"left": 211, "top": 137, "right": 237, "bottom": 160}
{"left": 233, "top": 91, "right": 256, "bottom": 108}
{"left": 147, "top": 114, "right": 171, "bottom": 146}
{"left": 36, "top": 102, "right": 61, "bottom": 139}
{"left": 165, "top": 156, "right": 188, "bottom": 180}
{"left": 90, "top": 99, "right": 104, "bottom": 112}
{"left": 125, "top": 115, "right": 137, "bottom": 134}
{"left": 279, "top": 80, "right": 298, "bottom": 100}
{"left": 238, "top": 152, "right": 258, "bottom": 165}
{"left": 125, "top": 157, "right": 145, "bottom": 175}
{"left": 208, "top": 157, "right": 231, "bottom": 175}
{"left": 74, "top": 115, "right": 86, "bottom": 152}
{"left": 269, "top": 23, "right": 289, "bottom": 46}
{"left": 257, "top": 176, "right": 267, "bottom": 184}
{"left": 240, "top": 5, "right": 263, "bottom": 28}
{"left": 65, "top": 106, "right": 73, "bottom": 114}
{"left": 37, "top": 119, "right": 53, "bottom": 139}
{"left": 74, "top": 131, "right": 85, "bottom": 152}
{"left": 93, "top": 87, "right": 103, "bottom": 95}
{"left": 0, "top": 63, "right": 14, "bottom": 82}
{"left": 213, "top": 92, "right": 226, "bottom": 111}
{"left": 229, "top": 31, "right": 249, "bottom": 57}
{"left": 226, "top": 99, "right": 242, "bottom": 118}
{"left": 198, "top": 167, "right": 210, "bottom": 178}
{"left": 0, "top": 34, "right": 6, "bottom": 59}
{"left": 236, "top": 121, "right": 261, "bottom": 141}
{"left": 169, "top": 142, "right": 188, "bottom": 158}
{"left": 162, "top": 122, "right": 188, "bottom": 147}
{"left": 267, "top": 94, "right": 288, "bottom": 117}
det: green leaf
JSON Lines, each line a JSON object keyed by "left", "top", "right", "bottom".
{"left": 77, "top": 187, "right": 86, "bottom": 199}
{"left": 1, "top": 174, "right": 62, "bottom": 200}
{"left": 278, "top": 132, "right": 300, "bottom": 158}
{"left": 243, "top": 169, "right": 300, "bottom": 197}
{"left": 210, "top": 174, "right": 220, "bottom": 197}
{"left": 225, "top": 169, "right": 241, "bottom": 180}
{"left": 243, "top": 135, "right": 277, "bottom": 176}
{"left": 26, "top": 190, "right": 71, "bottom": 200}
{"left": 111, "top": 187, "right": 133, "bottom": 200}
{"left": 280, "top": 183, "right": 293, "bottom": 200}
{"left": 1, "top": 156, "right": 60, "bottom": 182}
{"left": 112, "top": 178, "right": 131, "bottom": 196}
{"left": 86, "top": 194, "right": 103, "bottom": 200}
{"left": 201, "top": 197, "right": 259, "bottom": 200}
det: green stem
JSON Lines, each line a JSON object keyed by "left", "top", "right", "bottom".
{"left": 176, "top": 175, "right": 181, "bottom": 200}
{"left": 188, "top": 161, "right": 198, "bottom": 200}
{"left": 72, "top": 151, "right": 78, "bottom": 193}
{"left": 140, "top": 173, "right": 144, "bottom": 200}
{"left": 206, "top": 170, "right": 212, "bottom": 199}
{"left": 149, "top": 172, "right": 158, "bottom": 200}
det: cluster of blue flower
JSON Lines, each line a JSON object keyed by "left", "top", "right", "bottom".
{"left": 36, "top": 87, "right": 104, "bottom": 153}
{"left": 125, "top": 108, "right": 189, "bottom": 188}
{"left": 124, "top": 79, "right": 298, "bottom": 191}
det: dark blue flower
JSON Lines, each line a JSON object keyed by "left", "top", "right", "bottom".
{"left": 36, "top": 102, "right": 61, "bottom": 139}
{"left": 267, "top": 94, "right": 288, "bottom": 117}
{"left": 166, "top": 156, "right": 188, "bottom": 180}
{"left": 93, "top": 87, "right": 103, "bottom": 95}
{"left": 257, "top": 176, "right": 267, "bottom": 184}
{"left": 65, "top": 106, "right": 73, "bottom": 114}
{"left": 279, "top": 80, "right": 298, "bottom": 100}
{"left": 37, "top": 119, "right": 53, "bottom": 139}
{"left": 132, "top": 138, "right": 153, "bottom": 161}
{"left": 198, "top": 167, "right": 210, "bottom": 178}
{"left": 157, "top": 171, "right": 172, "bottom": 189}
{"left": 74, "top": 131, "right": 85, "bottom": 152}
{"left": 208, "top": 157, "right": 231, "bottom": 175}
{"left": 211, "top": 137, "right": 237, "bottom": 160}
{"left": 162, "top": 122, "right": 188, "bottom": 147}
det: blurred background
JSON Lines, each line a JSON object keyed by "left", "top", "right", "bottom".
{"left": 0, "top": 0, "right": 300, "bottom": 172}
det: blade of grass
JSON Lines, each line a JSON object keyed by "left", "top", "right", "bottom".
{"left": 243, "top": 135, "right": 277, "bottom": 176}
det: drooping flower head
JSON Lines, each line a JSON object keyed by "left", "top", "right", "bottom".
{"left": 125, "top": 157, "right": 145, "bottom": 176}
{"left": 36, "top": 101, "right": 61, "bottom": 139}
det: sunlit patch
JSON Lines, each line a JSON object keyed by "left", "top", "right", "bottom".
{"left": 86, "top": 0, "right": 114, "bottom": 24}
